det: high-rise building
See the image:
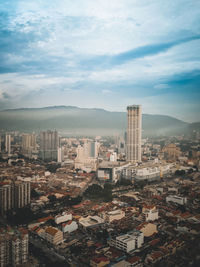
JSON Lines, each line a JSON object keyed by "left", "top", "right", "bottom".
{"left": 0, "top": 184, "right": 13, "bottom": 214}
{"left": 84, "top": 140, "right": 98, "bottom": 158}
{"left": 14, "top": 181, "right": 31, "bottom": 209}
{"left": 126, "top": 105, "right": 142, "bottom": 162}
{"left": 0, "top": 181, "right": 31, "bottom": 215}
{"left": 0, "top": 227, "right": 29, "bottom": 267}
{"left": 22, "top": 133, "right": 37, "bottom": 157}
{"left": 57, "top": 146, "right": 64, "bottom": 163}
{"left": 75, "top": 140, "right": 98, "bottom": 172}
{"left": 39, "top": 130, "right": 59, "bottom": 161}
{"left": 5, "top": 134, "right": 11, "bottom": 155}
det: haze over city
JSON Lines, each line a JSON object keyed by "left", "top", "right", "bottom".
{"left": 0, "top": 0, "right": 200, "bottom": 122}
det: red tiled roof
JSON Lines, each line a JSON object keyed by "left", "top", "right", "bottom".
{"left": 149, "top": 239, "right": 160, "bottom": 246}
{"left": 45, "top": 227, "right": 58, "bottom": 236}
{"left": 92, "top": 257, "right": 109, "bottom": 264}
{"left": 72, "top": 204, "right": 83, "bottom": 209}
{"left": 38, "top": 216, "right": 53, "bottom": 223}
{"left": 127, "top": 256, "right": 141, "bottom": 264}
{"left": 150, "top": 251, "right": 163, "bottom": 260}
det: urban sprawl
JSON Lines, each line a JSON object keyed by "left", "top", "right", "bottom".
{"left": 0, "top": 105, "right": 200, "bottom": 267}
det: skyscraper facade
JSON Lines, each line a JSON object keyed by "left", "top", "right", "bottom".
{"left": 39, "top": 130, "right": 59, "bottom": 161}
{"left": 0, "top": 227, "right": 29, "bottom": 267}
{"left": 5, "top": 134, "right": 11, "bottom": 154}
{"left": 126, "top": 105, "right": 142, "bottom": 162}
{"left": 0, "top": 181, "right": 31, "bottom": 215}
{"left": 22, "top": 133, "right": 37, "bottom": 157}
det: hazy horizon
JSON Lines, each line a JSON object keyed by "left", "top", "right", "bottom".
{"left": 0, "top": 104, "right": 199, "bottom": 124}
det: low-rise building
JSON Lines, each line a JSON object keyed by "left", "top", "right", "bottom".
{"left": 90, "top": 256, "right": 110, "bottom": 267}
{"left": 103, "top": 210, "right": 125, "bottom": 223}
{"left": 109, "top": 231, "right": 144, "bottom": 253}
{"left": 143, "top": 209, "right": 159, "bottom": 222}
{"left": 166, "top": 195, "right": 187, "bottom": 205}
{"left": 137, "top": 223, "right": 157, "bottom": 237}
{"left": 79, "top": 216, "right": 104, "bottom": 229}
{"left": 43, "top": 227, "right": 63, "bottom": 245}
{"left": 62, "top": 221, "right": 78, "bottom": 233}
{"left": 111, "top": 260, "right": 131, "bottom": 267}
{"left": 55, "top": 212, "right": 72, "bottom": 224}
{"left": 127, "top": 256, "right": 143, "bottom": 267}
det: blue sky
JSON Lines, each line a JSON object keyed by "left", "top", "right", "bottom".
{"left": 0, "top": 0, "right": 200, "bottom": 122}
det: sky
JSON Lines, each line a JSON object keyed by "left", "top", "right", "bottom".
{"left": 0, "top": 0, "right": 200, "bottom": 122}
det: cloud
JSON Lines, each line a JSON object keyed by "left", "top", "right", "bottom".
{"left": 0, "top": 0, "right": 199, "bottom": 122}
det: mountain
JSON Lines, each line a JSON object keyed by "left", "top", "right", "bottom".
{"left": 0, "top": 106, "right": 198, "bottom": 136}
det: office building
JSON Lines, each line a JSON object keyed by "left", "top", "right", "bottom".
{"left": 126, "top": 105, "right": 142, "bottom": 162}
{"left": 39, "top": 130, "right": 59, "bottom": 161}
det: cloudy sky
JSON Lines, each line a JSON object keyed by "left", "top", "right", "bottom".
{"left": 0, "top": 0, "right": 200, "bottom": 122}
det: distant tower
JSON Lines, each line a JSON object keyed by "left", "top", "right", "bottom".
{"left": 39, "top": 130, "right": 59, "bottom": 161}
{"left": 84, "top": 140, "right": 98, "bottom": 158}
{"left": 5, "top": 134, "right": 11, "bottom": 154}
{"left": 126, "top": 105, "right": 142, "bottom": 162}
{"left": 22, "top": 133, "right": 37, "bottom": 157}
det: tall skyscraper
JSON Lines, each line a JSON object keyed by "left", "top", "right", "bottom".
{"left": 22, "top": 133, "right": 37, "bottom": 157}
{"left": 126, "top": 105, "right": 142, "bottom": 162}
{"left": 5, "top": 134, "right": 11, "bottom": 154}
{"left": 39, "top": 130, "right": 59, "bottom": 161}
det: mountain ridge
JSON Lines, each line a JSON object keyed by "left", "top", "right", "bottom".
{"left": 0, "top": 106, "right": 198, "bottom": 136}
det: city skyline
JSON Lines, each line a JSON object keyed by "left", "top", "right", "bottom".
{"left": 0, "top": 0, "right": 200, "bottom": 122}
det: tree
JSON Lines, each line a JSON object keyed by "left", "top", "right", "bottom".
{"left": 116, "top": 178, "right": 132, "bottom": 186}
{"left": 48, "top": 194, "right": 57, "bottom": 203}
{"left": 104, "top": 183, "right": 113, "bottom": 190}
{"left": 175, "top": 170, "right": 185, "bottom": 176}
{"left": 31, "top": 188, "right": 40, "bottom": 198}
{"left": 46, "top": 164, "right": 61, "bottom": 173}
{"left": 84, "top": 184, "right": 103, "bottom": 197}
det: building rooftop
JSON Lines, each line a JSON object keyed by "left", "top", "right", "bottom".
{"left": 45, "top": 227, "right": 59, "bottom": 236}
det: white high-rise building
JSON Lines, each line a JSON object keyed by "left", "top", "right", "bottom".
{"left": 5, "top": 134, "right": 11, "bottom": 154}
{"left": 84, "top": 140, "right": 98, "bottom": 158}
{"left": 57, "top": 146, "right": 64, "bottom": 163}
{"left": 126, "top": 105, "right": 142, "bottom": 162}
{"left": 75, "top": 140, "right": 98, "bottom": 172}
